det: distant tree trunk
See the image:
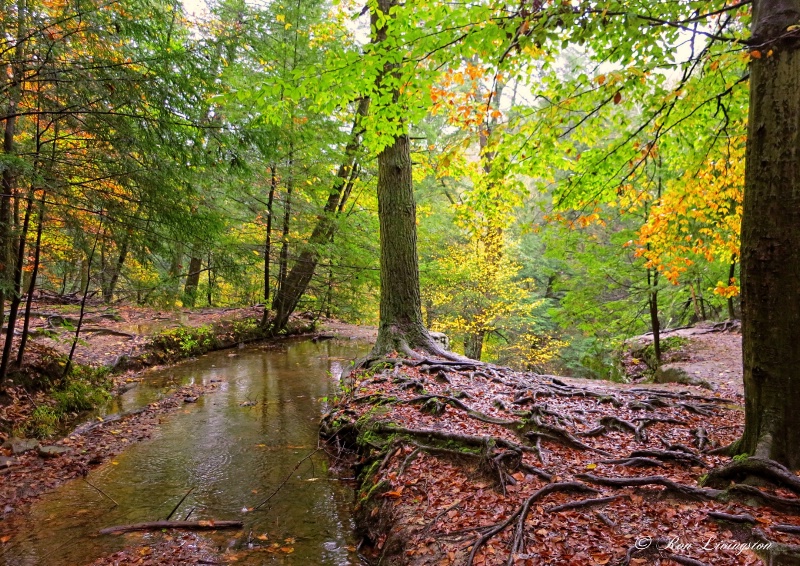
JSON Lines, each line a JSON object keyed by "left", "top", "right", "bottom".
{"left": 103, "top": 236, "right": 130, "bottom": 303}
{"left": 17, "top": 191, "right": 45, "bottom": 366}
{"left": 168, "top": 243, "right": 183, "bottom": 303}
{"left": 268, "top": 98, "right": 369, "bottom": 332}
{"left": 206, "top": 252, "right": 213, "bottom": 307}
{"left": 727, "top": 256, "right": 737, "bottom": 320}
{"left": 0, "top": 191, "right": 32, "bottom": 378}
{"left": 648, "top": 267, "right": 661, "bottom": 366}
{"left": 738, "top": 0, "right": 800, "bottom": 468}
{"left": 65, "top": 224, "right": 101, "bottom": 378}
{"left": 277, "top": 152, "right": 294, "bottom": 299}
{"left": 183, "top": 256, "right": 202, "bottom": 307}
{"left": 260, "top": 163, "right": 277, "bottom": 326}
{"left": 464, "top": 331, "right": 485, "bottom": 361}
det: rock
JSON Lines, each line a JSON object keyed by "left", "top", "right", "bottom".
{"left": 654, "top": 365, "right": 713, "bottom": 390}
{"left": 429, "top": 331, "right": 450, "bottom": 351}
{"left": 183, "top": 396, "right": 198, "bottom": 403}
{"left": 0, "top": 455, "right": 17, "bottom": 468}
{"left": 2, "top": 437, "right": 39, "bottom": 455}
{"left": 37, "top": 445, "right": 71, "bottom": 458}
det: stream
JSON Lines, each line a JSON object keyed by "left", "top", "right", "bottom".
{"left": 2, "top": 338, "right": 370, "bottom": 565}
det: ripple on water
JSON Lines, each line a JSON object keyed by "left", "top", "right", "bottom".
{"left": 2, "top": 339, "right": 369, "bottom": 566}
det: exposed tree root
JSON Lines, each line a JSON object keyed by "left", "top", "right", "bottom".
{"left": 628, "top": 449, "right": 707, "bottom": 468}
{"left": 321, "top": 348, "right": 781, "bottom": 565}
{"left": 576, "top": 473, "right": 721, "bottom": 501}
{"left": 621, "top": 539, "right": 710, "bottom": 566}
{"left": 704, "top": 457, "right": 800, "bottom": 495}
{"left": 547, "top": 494, "right": 626, "bottom": 513}
{"left": 707, "top": 511, "right": 756, "bottom": 524}
{"left": 727, "top": 484, "right": 800, "bottom": 514}
{"left": 465, "top": 482, "right": 598, "bottom": 566}
{"left": 526, "top": 422, "right": 613, "bottom": 457}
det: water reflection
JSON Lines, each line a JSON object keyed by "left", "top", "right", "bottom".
{"left": 1, "top": 339, "right": 369, "bottom": 565}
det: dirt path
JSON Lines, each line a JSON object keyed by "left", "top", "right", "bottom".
{"left": 662, "top": 330, "right": 743, "bottom": 399}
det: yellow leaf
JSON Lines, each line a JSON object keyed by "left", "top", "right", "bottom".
{"left": 256, "top": 534, "right": 269, "bottom": 541}
{"left": 585, "top": 463, "right": 598, "bottom": 470}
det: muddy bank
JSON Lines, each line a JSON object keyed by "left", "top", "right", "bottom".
{"left": 321, "top": 352, "right": 800, "bottom": 566}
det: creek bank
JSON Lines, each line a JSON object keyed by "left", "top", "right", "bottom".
{"left": 0, "top": 382, "right": 214, "bottom": 520}
{"left": 0, "top": 308, "right": 360, "bottom": 519}
{"left": 322, "top": 351, "right": 800, "bottom": 565}
{"left": 0, "top": 305, "right": 325, "bottom": 439}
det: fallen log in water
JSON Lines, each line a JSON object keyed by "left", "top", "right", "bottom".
{"left": 99, "top": 520, "right": 243, "bottom": 535}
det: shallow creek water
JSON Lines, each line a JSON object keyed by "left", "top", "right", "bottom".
{"left": 2, "top": 338, "right": 370, "bottom": 565}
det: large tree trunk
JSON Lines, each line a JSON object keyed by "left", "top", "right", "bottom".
{"left": 269, "top": 98, "right": 369, "bottom": 332}
{"left": 368, "top": 0, "right": 449, "bottom": 360}
{"left": 371, "top": 134, "right": 442, "bottom": 357}
{"left": 739, "top": 0, "right": 800, "bottom": 468}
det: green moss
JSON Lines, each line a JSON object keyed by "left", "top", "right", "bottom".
{"left": 27, "top": 405, "right": 60, "bottom": 438}
{"left": 150, "top": 324, "right": 218, "bottom": 358}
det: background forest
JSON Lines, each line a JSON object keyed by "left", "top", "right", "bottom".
{"left": 0, "top": 0, "right": 747, "bottom": 379}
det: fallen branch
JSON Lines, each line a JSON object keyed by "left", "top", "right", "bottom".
{"left": 99, "top": 520, "right": 243, "bottom": 535}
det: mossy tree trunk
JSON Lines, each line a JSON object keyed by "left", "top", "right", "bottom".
{"left": 368, "top": 0, "right": 445, "bottom": 359}
{"left": 739, "top": 0, "right": 800, "bottom": 468}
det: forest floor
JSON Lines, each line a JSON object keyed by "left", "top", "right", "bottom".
{"left": 2, "top": 314, "right": 771, "bottom": 566}
{"left": 322, "top": 326, "right": 800, "bottom": 566}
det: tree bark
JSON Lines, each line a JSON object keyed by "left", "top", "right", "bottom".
{"left": 371, "top": 133, "right": 437, "bottom": 356}
{"left": 17, "top": 191, "right": 44, "bottom": 366}
{"left": 183, "top": 256, "right": 202, "bottom": 308}
{"left": 0, "top": 191, "right": 32, "bottom": 377}
{"left": 368, "top": 0, "right": 447, "bottom": 359}
{"left": 739, "top": 0, "right": 800, "bottom": 468}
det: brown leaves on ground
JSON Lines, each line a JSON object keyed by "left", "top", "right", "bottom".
{"left": 327, "top": 354, "right": 797, "bottom": 566}
{"left": 83, "top": 532, "right": 220, "bottom": 565}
